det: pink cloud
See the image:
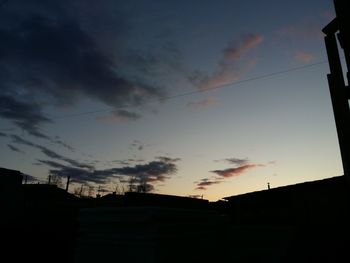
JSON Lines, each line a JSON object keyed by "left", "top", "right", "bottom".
{"left": 223, "top": 34, "right": 264, "bottom": 60}
{"left": 194, "top": 158, "right": 272, "bottom": 191}
{"left": 211, "top": 163, "right": 265, "bottom": 178}
{"left": 295, "top": 51, "right": 315, "bottom": 63}
{"left": 196, "top": 57, "right": 258, "bottom": 91}
{"left": 190, "top": 33, "right": 263, "bottom": 91}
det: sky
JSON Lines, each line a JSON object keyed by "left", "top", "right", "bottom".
{"left": 0, "top": 0, "right": 343, "bottom": 201}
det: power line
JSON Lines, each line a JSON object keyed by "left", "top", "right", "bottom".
{"left": 53, "top": 60, "right": 328, "bottom": 120}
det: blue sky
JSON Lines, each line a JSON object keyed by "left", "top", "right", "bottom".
{"left": 0, "top": 0, "right": 342, "bottom": 200}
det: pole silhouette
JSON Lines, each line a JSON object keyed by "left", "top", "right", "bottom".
{"left": 323, "top": 0, "right": 350, "bottom": 178}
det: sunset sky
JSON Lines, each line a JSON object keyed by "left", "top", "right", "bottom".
{"left": 0, "top": 0, "right": 343, "bottom": 201}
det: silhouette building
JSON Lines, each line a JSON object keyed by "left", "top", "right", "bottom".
{"left": 323, "top": 0, "right": 350, "bottom": 178}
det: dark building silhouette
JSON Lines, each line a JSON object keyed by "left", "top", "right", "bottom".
{"left": 223, "top": 175, "right": 349, "bottom": 224}
{"left": 0, "top": 167, "right": 23, "bottom": 224}
{"left": 1, "top": 168, "right": 80, "bottom": 263}
{"left": 123, "top": 191, "right": 209, "bottom": 209}
{"left": 323, "top": 0, "right": 350, "bottom": 178}
{"left": 223, "top": 175, "right": 350, "bottom": 263}
{"left": 74, "top": 201, "right": 228, "bottom": 263}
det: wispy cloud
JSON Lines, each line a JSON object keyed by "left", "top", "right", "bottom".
{"left": 215, "top": 157, "right": 249, "bottom": 166}
{"left": 211, "top": 164, "right": 265, "bottom": 178}
{"left": 187, "top": 97, "right": 218, "bottom": 109}
{"left": 223, "top": 34, "right": 263, "bottom": 60}
{"left": 130, "top": 140, "right": 144, "bottom": 151}
{"left": 11, "top": 135, "right": 93, "bottom": 169}
{"left": 0, "top": 95, "right": 75, "bottom": 150}
{"left": 295, "top": 51, "right": 315, "bottom": 63}
{"left": 195, "top": 157, "right": 268, "bottom": 191}
{"left": 189, "top": 33, "right": 263, "bottom": 91}
{"left": 96, "top": 110, "right": 142, "bottom": 123}
{"left": 43, "top": 156, "right": 180, "bottom": 190}
{"left": 195, "top": 178, "right": 222, "bottom": 190}
{"left": 7, "top": 144, "right": 24, "bottom": 153}
{"left": 0, "top": 95, "right": 51, "bottom": 139}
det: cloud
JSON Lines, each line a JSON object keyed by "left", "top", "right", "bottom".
{"left": 11, "top": 135, "right": 93, "bottom": 169}
{"left": 194, "top": 158, "right": 268, "bottom": 191}
{"left": 0, "top": 131, "right": 7, "bottom": 137}
{"left": 111, "top": 159, "right": 178, "bottom": 183}
{"left": 215, "top": 157, "right": 249, "bottom": 166}
{"left": 0, "top": 95, "right": 75, "bottom": 150}
{"left": 156, "top": 156, "right": 181, "bottom": 163}
{"left": 0, "top": 1, "right": 170, "bottom": 137}
{"left": 211, "top": 164, "right": 265, "bottom": 178}
{"left": 0, "top": 95, "right": 51, "bottom": 139}
{"left": 96, "top": 110, "right": 142, "bottom": 123}
{"left": 195, "top": 178, "right": 222, "bottom": 190}
{"left": 112, "top": 158, "right": 145, "bottom": 166}
{"left": 130, "top": 140, "right": 144, "bottom": 151}
{"left": 295, "top": 51, "right": 315, "bottom": 63}
{"left": 189, "top": 34, "right": 263, "bottom": 91}
{"left": 187, "top": 97, "right": 218, "bottom": 109}
{"left": 223, "top": 34, "right": 263, "bottom": 60}
{"left": 7, "top": 144, "right": 24, "bottom": 153}
{"left": 39, "top": 156, "right": 179, "bottom": 189}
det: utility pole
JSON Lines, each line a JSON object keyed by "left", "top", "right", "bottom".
{"left": 65, "top": 176, "right": 70, "bottom": 192}
{"left": 322, "top": 0, "right": 350, "bottom": 178}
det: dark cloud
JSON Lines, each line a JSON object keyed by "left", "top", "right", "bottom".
{"left": 39, "top": 159, "right": 111, "bottom": 184}
{"left": 52, "top": 136, "right": 75, "bottom": 152}
{"left": 0, "top": 1, "right": 168, "bottom": 137}
{"left": 11, "top": 135, "right": 93, "bottom": 169}
{"left": 110, "top": 159, "right": 178, "bottom": 183}
{"left": 156, "top": 156, "right": 181, "bottom": 163}
{"left": 96, "top": 110, "right": 142, "bottom": 123}
{"left": 53, "top": 166, "right": 108, "bottom": 185}
{"left": 195, "top": 178, "right": 222, "bottom": 190}
{"left": 116, "top": 110, "right": 142, "bottom": 121}
{"left": 39, "top": 156, "right": 179, "bottom": 189}
{"left": 211, "top": 164, "right": 265, "bottom": 178}
{"left": 0, "top": 131, "right": 7, "bottom": 137}
{"left": 0, "top": 95, "right": 51, "bottom": 139}
{"left": 7, "top": 144, "right": 24, "bottom": 153}
{"left": 112, "top": 158, "right": 145, "bottom": 166}
{"left": 222, "top": 158, "right": 249, "bottom": 166}
{"left": 0, "top": 96, "right": 75, "bottom": 150}
{"left": 0, "top": 14, "right": 163, "bottom": 106}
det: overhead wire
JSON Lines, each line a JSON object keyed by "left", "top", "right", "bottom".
{"left": 52, "top": 59, "right": 329, "bottom": 120}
